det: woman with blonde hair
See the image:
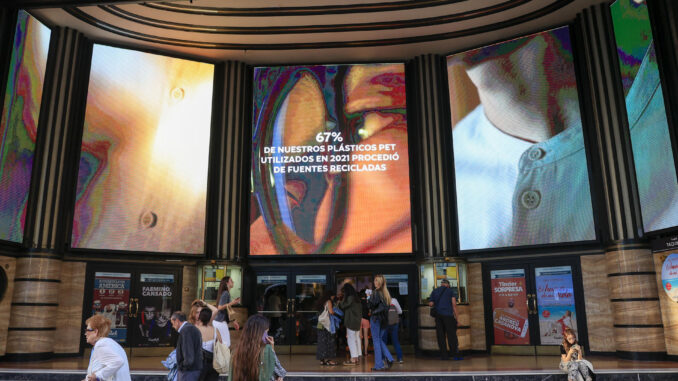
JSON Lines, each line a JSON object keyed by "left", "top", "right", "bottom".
{"left": 368, "top": 275, "right": 393, "bottom": 371}
{"left": 229, "top": 314, "right": 286, "bottom": 381}
{"left": 560, "top": 328, "right": 593, "bottom": 381}
{"left": 83, "top": 314, "right": 131, "bottom": 381}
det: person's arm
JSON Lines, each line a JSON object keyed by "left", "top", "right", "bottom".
{"left": 393, "top": 299, "right": 402, "bottom": 314}
{"left": 327, "top": 300, "right": 334, "bottom": 315}
{"left": 90, "top": 341, "right": 125, "bottom": 381}
{"left": 181, "top": 330, "right": 196, "bottom": 368}
{"left": 428, "top": 288, "right": 438, "bottom": 307}
{"left": 271, "top": 344, "right": 287, "bottom": 379}
{"left": 451, "top": 296, "right": 459, "bottom": 321}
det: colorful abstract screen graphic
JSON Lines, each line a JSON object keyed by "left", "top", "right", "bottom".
{"left": 0, "top": 11, "right": 50, "bottom": 243}
{"left": 611, "top": 0, "right": 678, "bottom": 233}
{"left": 447, "top": 27, "right": 596, "bottom": 251}
{"left": 250, "top": 64, "right": 412, "bottom": 255}
{"left": 72, "top": 45, "right": 214, "bottom": 254}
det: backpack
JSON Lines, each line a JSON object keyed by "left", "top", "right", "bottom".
{"left": 387, "top": 303, "right": 399, "bottom": 326}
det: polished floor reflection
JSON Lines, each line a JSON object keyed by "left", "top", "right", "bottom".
{"left": 0, "top": 354, "right": 677, "bottom": 375}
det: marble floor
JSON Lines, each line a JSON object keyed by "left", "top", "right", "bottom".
{"left": 1, "top": 354, "right": 677, "bottom": 375}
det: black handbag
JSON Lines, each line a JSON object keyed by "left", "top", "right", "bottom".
{"left": 429, "top": 306, "right": 437, "bottom": 318}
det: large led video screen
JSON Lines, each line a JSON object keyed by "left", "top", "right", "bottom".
{"left": 72, "top": 45, "right": 214, "bottom": 254}
{"left": 0, "top": 11, "right": 50, "bottom": 243}
{"left": 611, "top": 0, "right": 678, "bottom": 234}
{"left": 448, "top": 27, "right": 596, "bottom": 251}
{"left": 250, "top": 64, "right": 412, "bottom": 255}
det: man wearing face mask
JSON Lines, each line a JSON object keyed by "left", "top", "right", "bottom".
{"left": 428, "top": 279, "right": 461, "bottom": 361}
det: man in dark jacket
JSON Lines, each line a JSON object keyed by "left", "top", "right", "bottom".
{"left": 170, "top": 311, "right": 203, "bottom": 381}
{"left": 429, "top": 279, "right": 462, "bottom": 361}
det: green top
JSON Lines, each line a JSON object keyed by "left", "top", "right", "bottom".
{"left": 338, "top": 295, "right": 362, "bottom": 331}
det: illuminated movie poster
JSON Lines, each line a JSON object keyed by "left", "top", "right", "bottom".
{"left": 611, "top": 0, "right": 678, "bottom": 233}
{"left": 72, "top": 45, "right": 214, "bottom": 254}
{"left": 491, "top": 269, "right": 530, "bottom": 345}
{"left": 535, "top": 266, "right": 577, "bottom": 345}
{"left": 250, "top": 64, "right": 412, "bottom": 255}
{"left": 447, "top": 27, "right": 596, "bottom": 251}
{"left": 138, "top": 273, "right": 174, "bottom": 347}
{"left": 93, "top": 272, "right": 131, "bottom": 344}
{"left": 0, "top": 11, "right": 50, "bottom": 242}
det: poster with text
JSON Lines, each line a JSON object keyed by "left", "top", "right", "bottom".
{"left": 535, "top": 266, "right": 577, "bottom": 345}
{"left": 92, "top": 272, "right": 130, "bottom": 344}
{"left": 491, "top": 269, "right": 530, "bottom": 345}
{"left": 250, "top": 64, "right": 412, "bottom": 255}
{"left": 138, "top": 273, "right": 174, "bottom": 347}
{"left": 661, "top": 253, "right": 678, "bottom": 302}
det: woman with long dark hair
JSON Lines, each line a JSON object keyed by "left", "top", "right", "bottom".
{"left": 315, "top": 289, "right": 338, "bottom": 366}
{"left": 369, "top": 275, "right": 394, "bottom": 371}
{"left": 196, "top": 308, "right": 219, "bottom": 381}
{"left": 337, "top": 282, "right": 362, "bottom": 365}
{"left": 229, "top": 315, "right": 286, "bottom": 381}
{"left": 215, "top": 276, "right": 241, "bottom": 330}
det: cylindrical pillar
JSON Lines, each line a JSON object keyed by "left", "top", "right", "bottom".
{"left": 606, "top": 243, "right": 665, "bottom": 359}
{"left": 6, "top": 255, "right": 62, "bottom": 360}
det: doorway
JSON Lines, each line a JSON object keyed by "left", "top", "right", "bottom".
{"left": 83, "top": 263, "right": 182, "bottom": 349}
{"left": 483, "top": 258, "right": 588, "bottom": 355}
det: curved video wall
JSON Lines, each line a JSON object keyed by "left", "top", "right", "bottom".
{"left": 250, "top": 64, "right": 412, "bottom": 255}
{"left": 448, "top": 26, "right": 596, "bottom": 251}
{"left": 72, "top": 45, "right": 214, "bottom": 254}
{"left": 611, "top": 0, "right": 678, "bottom": 234}
{"left": 0, "top": 11, "right": 50, "bottom": 243}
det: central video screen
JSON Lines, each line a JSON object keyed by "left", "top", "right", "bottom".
{"left": 448, "top": 27, "right": 596, "bottom": 251}
{"left": 250, "top": 64, "right": 412, "bottom": 255}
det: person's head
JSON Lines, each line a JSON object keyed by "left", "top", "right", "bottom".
{"left": 562, "top": 328, "right": 578, "bottom": 350}
{"left": 143, "top": 305, "right": 156, "bottom": 320}
{"left": 189, "top": 299, "right": 207, "bottom": 324}
{"left": 198, "top": 307, "right": 212, "bottom": 326}
{"left": 341, "top": 282, "right": 357, "bottom": 299}
{"left": 359, "top": 288, "right": 367, "bottom": 299}
{"left": 441, "top": 279, "right": 450, "bottom": 288}
{"left": 170, "top": 311, "right": 187, "bottom": 331}
{"left": 565, "top": 310, "right": 572, "bottom": 317}
{"left": 316, "top": 289, "right": 335, "bottom": 312}
{"left": 508, "top": 298, "right": 515, "bottom": 308}
{"left": 373, "top": 275, "right": 391, "bottom": 306}
{"left": 217, "top": 276, "right": 232, "bottom": 299}
{"left": 85, "top": 314, "right": 112, "bottom": 345}
{"left": 231, "top": 315, "right": 271, "bottom": 381}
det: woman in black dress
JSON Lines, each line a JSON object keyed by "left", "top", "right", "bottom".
{"left": 315, "top": 290, "right": 338, "bottom": 366}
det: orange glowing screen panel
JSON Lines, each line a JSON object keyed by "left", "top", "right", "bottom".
{"left": 72, "top": 45, "right": 214, "bottom": 254}
{"left": 250, "top": 64, "right": 412, "bottom": 255}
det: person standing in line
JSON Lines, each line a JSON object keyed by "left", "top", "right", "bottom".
{"left": 429, "top": 279, "right": 462, "bottom": 361}
{"left": 83, "top": 314, "right": 131, "bottom": 381}
{"left": 229, "top": 314, "right": 286, "bottom": 381}
{"left": 382, "top": 296, "right": 404, "bottom": 363}
{"left": 195, "top": 308, "right": 219, "bottom": 381}
{"left": 359, "top": 289, "right": 370, "bottom": 357}
{"left": 171, "top": 311, "right": 203, "bottom": 381}
{"left": 315, "top": 290, "right": 338, "bottom": 366}
{"left": 215, "top": 276, "right": 241, "bottom": 330}
{"left": 368, "top": 275, "right": 394, "bottom": 371}
{"left": 338, "top": 282, "right": 362, "bottom": 365}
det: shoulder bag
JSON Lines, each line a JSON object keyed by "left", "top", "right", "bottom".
{"left": 213, "top": 328, "right": 231, "bottom": 374}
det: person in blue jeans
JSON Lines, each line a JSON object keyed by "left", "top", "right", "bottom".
{"left": 368, "top": 275, "right": 394, "bottom": 371}
{"left": 381, "top": 296, "right": 403, "bottom": 363}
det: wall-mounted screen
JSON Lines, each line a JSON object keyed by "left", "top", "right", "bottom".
{"left": 448, "top": 27, "right": 596, "bottom": 251}
{"left": 250, "top": 64, "right": 412, "bottom": 255}
{"left": 0, "top": 11, "right": 50, "bottom": 243}
{"left": 611, "top": 0, "right": 678, "bottom": 234}
{"left": 72, "top": 45, "right": 214, "bottom": 254}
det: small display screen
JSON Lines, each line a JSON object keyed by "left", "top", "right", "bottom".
{"left": 0, "top": 11, "right": 51, "bottom": 243}
{"left": 72, "top": 45, "right": 214, "bottom": 254}
{"left": 250, "top": 64, "right": 412, "bottom": 255}
{"left": 611, "top": 0, "right": 678, "bottom": 234}
{"left": 447, "top": 27, "right": 596, "bottom": 251}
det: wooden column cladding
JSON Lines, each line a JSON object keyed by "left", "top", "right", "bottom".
{"left": 5, "top": 26, "right": 91, "bottom": 360}
{"left": 606, "top": 243, "right": 665, "bottom": 359}
{"left": 6, "top": 256, "right": 61, "bottom": 360}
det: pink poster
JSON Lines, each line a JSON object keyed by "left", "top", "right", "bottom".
{"left": 491, "top": 269, "right": 530, "bottom": 345}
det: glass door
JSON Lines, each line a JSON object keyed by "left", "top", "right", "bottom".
{"left": 293, "top": 274, "right": 327, "bottom": 345}
{"left": 485, "top": 260, "right": 586, "bottom": 353}
{"left": 84, "top": 264, "right": 181, "bottom": 349}
{"left": 255, "top": 274, "right": 289, "bottom": 345}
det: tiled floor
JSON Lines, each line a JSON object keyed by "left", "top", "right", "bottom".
{"left": 1, "top": 354, "right": 677, "bottom": 374}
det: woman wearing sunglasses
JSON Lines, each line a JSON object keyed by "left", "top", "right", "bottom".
{"left": 83, "top": 314, "right": 131, "bottom": 381}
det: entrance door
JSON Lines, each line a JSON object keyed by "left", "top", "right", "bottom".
{"left": 84, "top": 264, "right": 181, "bottom": 349}
{"left": 255, "top": 272, "right": 329, "bottom": 346}
{"left": 484, "top": 259, "right": 587, "bottom": 354}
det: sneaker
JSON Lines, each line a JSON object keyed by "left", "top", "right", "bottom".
{"left": 343, "top": 361, "right": 358, "bottom": 366}
{"left": 452, "top": 356, "right": 464, "bottom": 361}
{"left": 397, "top": 359, "right": 404, "bottom": 364}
